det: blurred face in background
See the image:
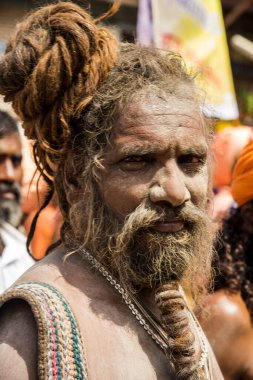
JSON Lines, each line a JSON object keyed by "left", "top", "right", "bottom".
{"left": 0, "top": 132, "right": 23, "bottom": 227}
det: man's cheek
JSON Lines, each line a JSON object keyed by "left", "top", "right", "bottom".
{"left": 189, "top": 176, "right": 209, "bottom": 209}
{"left": 102, "top": 182, "right": 145, "bottom": 216}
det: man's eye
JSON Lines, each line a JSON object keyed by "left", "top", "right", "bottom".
{"left": 0, "top": 155, "right": 6, "bottom": 164}
{"left": 120, "top": 155, "right": 151, "bottom": 171}
{"left": 124, "top": 156, "right": 146, "bottom": 163}
{"left": 179, "top": 154, "right": 204, "bottom": 164}
{"left": 11, "top": 155, "right": 22, "bottom": 167}
{"left": 178, "top": 154, "right": 205, "bottom": 171}
{"left": 0, "top": 155, "right": 22, "bottom": 167}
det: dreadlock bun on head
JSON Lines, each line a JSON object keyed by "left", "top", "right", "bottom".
{"left": 0, "top": 1, "right": 119, "bottom": 176}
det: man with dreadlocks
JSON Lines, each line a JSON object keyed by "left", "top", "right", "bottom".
{"left": 0, "top": 110, "right": 34, "bottom": 292}
{"left": 0, "top": 2, "right": 223, "bottom": 379}
{"left": 200, "top": 140, "right": 253, "bottom": 380}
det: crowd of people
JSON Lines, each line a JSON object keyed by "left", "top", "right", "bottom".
{"left": 0, "top": 1, "right": 252, "bottom": 380}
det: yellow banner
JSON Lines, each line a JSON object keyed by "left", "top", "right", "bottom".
{"left": 152, "top": 0, "right": 238, "bottom": 120}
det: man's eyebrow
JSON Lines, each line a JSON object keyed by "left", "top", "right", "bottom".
{"left": 120, "top": 144, "right": 160, "bottom": 155}
{"left": 179, "top": 146, "right": 208, "bottom": 156}
{"left": 120, "top": 144, "right": 208, "bottom": 156}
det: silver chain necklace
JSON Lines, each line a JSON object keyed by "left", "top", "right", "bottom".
{"left": 80, "top": 249, "right": 210, "bottom": 379}
{"left": 80, "top": 248, "right": 167, "bottom": 350}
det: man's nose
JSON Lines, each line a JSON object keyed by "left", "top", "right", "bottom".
{"left": 0, "top": 159, "right": 15, "bottom": 182}
{"left": 149, "top": 165, "right": 190, "bottom": 207}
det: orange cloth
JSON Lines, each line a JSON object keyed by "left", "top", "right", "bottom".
{"left": 212, "top": 126, "right": 253, "bottom": 188}
{"left": 231, "top": 140, "right": 253, "bottom": 207}
{"left": 24, "top": 205, "right": 62, "bottom": 259}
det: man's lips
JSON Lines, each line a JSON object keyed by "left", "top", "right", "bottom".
{"left": 0, "top": 191, "right": 17, "bottom": 200}
{"left": 151, "top": 220, "right": 184, "bottom": 233}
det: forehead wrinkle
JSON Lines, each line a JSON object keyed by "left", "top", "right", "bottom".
{"left": 118, "top": 114, "right": 205, "bottom": 133}
{"left": 128, "top": 111, "right": 201, "bottom": 119}
{"left": 112, "top": 133, "right": 208, "bottom": 157}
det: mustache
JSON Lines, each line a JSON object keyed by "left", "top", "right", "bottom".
{"left": 112, "top": 201, "right": 212, "bottom": 252}
{"left": 0, "top": 181, "right": 21, "bottom": 202}
{"left": 120, "top": 201, "right": 209, "bottom": 233}
{"left": 145, "top": 203, "right": 207, "bottom": 224}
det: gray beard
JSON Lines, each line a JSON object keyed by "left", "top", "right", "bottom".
{"left": 0, "top": 199, "right": 22, "bottom": 227}
{"left": 91, "top": 201, "right": 216, "bottom": 299}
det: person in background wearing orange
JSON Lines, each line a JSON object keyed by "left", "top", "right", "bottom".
{"left": 21, "top": 138, "right": 62, "bottom": 259}
{"left": 200, "top": 140, "right": 253, "bottom": 380}
{"left": 211, "top": 126, "right": 253, "bottom": 223}
{"left": 24, "top": 189, "right": 62, "bottom": 260}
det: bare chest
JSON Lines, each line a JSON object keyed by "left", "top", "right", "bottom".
{"left": 79, "top": 315, "right": 174, "bottom": 380}
{"left": 68, "top": 293, "right": 174, "bottom": 380}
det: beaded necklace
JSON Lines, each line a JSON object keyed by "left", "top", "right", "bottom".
{"left": 80, "top": 249, "right": 210, "bottom": 380}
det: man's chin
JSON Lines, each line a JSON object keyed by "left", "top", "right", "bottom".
{"left": 95, "top": 202, "right": 215, "bottom": 298}
{"left": 121, "top": 230, "right": 191, "bottom": 288}
{"left": 0, "top": 200, "right": 22, "bottom": 227}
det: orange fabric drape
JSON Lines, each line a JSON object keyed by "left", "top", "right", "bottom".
{"left": 231, "top": 140, "right": 253, "bottom": 207}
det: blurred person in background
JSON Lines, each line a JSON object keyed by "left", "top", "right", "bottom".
{"left": 200, "top": 140, "right": 253, "bottom": 380}
{"left": 22, "top": 174, "right": 62, "bottom": 260}
{"left": 211, "top": 126, "right": 253, "bottom": 224}
{"left": 0, "top": 110, "right": 34, "bottom": 292}
{"left": 0, "top": 110, "right": 22, "bottom": 228}
{"left": 24, "top": 190, "right": 62, "bottom": 259}
{"left": 21, "top": 135, "right": 62, "bottom": 259}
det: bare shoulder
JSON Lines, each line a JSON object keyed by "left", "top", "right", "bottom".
{"left": 17, "top": 246, "right": 93, "bottom": 289}
{"left": 17, "top": 245, "right": 69, "bottom": 283}
{"left": 0, "top": 298, "right": 37, "bottom": 380}
{"left": 203, "top": 290, "right": 251, "bottom": 331}
{"left": 200, "top": 290, "right": 252, "bottom": 346}
{"left": 17, "top": 247, "right": 112, "bottom": 306}
{"left": 0, "top": 247, "right": 90, "bottom": 380}
{"left": 200, "top": 290, "right": 253, "bottom": 380}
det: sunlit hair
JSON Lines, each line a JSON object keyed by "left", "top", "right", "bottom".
{"left": 0, "top": 2, "right": 215, "bottom": 379}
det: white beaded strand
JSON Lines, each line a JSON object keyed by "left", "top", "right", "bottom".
{"left": 178, "top": 285, "right": 211, "bottom": 380}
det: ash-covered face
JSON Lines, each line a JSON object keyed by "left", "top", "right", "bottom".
{"left": 94, "top": 94, "right": 215, "bottom": 292}
{"left": 101, "top": 97, "right": 210, "bottom": 220}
